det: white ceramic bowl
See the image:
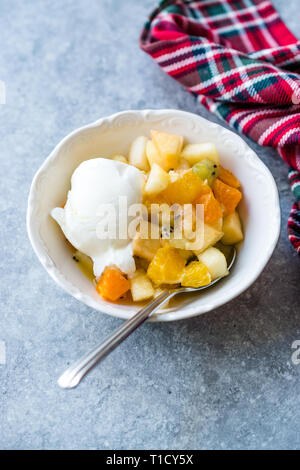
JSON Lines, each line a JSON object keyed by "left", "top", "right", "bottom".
{"left": 27, "top": 109, "right": 280, "bottom": 322}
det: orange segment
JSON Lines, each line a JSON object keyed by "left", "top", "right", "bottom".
{"left": 147, "top": 246, "right": 186, "bottom": 285}
{"left": 212, "top": 178, "right": 242, "bottom": 215}
{"left": 219, "top": 166, "right": 240, "bottom": 188}
{"left": 96, "top": 266, "right": 130, "bottom": 302}
{"left": 194, "top": 189, "right": 222, "bottom": 224}
{"left": 159, "top": 169, "right": 210, "bottom": 205}
{"left": 181, "top": 261, "right": 211, "bottom": 288}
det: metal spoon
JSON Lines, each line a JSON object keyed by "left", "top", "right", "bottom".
{"left": 58, "top": 247, "right": 236, "bottom": 389}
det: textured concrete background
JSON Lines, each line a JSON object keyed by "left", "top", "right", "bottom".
{"left": 0, "top": 0, "right": 299, "bottom": 450}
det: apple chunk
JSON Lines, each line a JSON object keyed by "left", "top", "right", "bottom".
{"left": 151, "top": 130, "right": 183, "bottom": 171}
{"left": 197, "top": 247, "right": 228, "bottom": 280}
{"left": 146, "top": 140, "right": 161, "bottom": 168}
{"left": 130, "top": 270, "right": 154, "bottom": 302}
{"left": 181, "top": 143, "right": 220, "bottom": 166}
{"left": 144, "top": 163, "right": 170, "bottom": 196}
{"left": 168, "top": 223, "right": 223, "bottom": 252}
{"left": 132, "top": 228, "right": 161, "bottom": 261}
{"left": 189, "top": 223, "right": 223, "bottom": 253}
{"left": 221, "top": 210, "right": 243, "bottom": 245}
{"left": 128, "top": 136, "right": 150, "bottom": 171}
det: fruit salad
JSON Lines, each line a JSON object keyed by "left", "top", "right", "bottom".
{"left": 52, "top": 130, "right": 244, "bottom": 304}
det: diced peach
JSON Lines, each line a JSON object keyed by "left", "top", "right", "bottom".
{"left": 219, "top": 166, "right": 240, "bottom": 188}
{"left": 212, "top": 178, "right": 242, "bottom": 215}
{"left": 194, "top": 189, "right": 222, "bottom": 225}
{"left": 96, "top": 266, "right": 130, "bottom": 302}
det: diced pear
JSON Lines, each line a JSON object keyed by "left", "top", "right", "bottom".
{"left": 146, "top": 140, "right": 161, "bottom": 168}
{"left": 181, "top": 143, "right": 220, "bottom": 166}
{"left": 202, "top": 224, "right": 224, "bottom": 251}
{"left": 130, "top": 270, "right": 154, "bottom": 302}
{"left": 151, "top": 130, "right": 183, "bottom": 171}
{"left": 132, "top": 226, "right": 161, "bottom": 261}
{"left": 193, "top": 223, "right": 224, "bottom": 253}
{"left": 144, "top": 163, "right": 170, "bottom": 196}
{"left": 168, "top": 223, "right": 223, "bottom": 252}
{"left": 221, "top": 210, "right": 243, "bottom": 245}
{"left": 128, "top": 136, "right": 150, "bottom": 171}
{"left": 167, "top": 237, "right": 190, "bottom": 250}
{"left": 113, "top": 154, "right": 128, "bottom": 164}
{"left": 197, "top": 247, "right": 228, "bottom": 280}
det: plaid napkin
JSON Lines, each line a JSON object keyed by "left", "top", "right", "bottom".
{"left": 140, "top": 0, "right": 300, "bottom": 255}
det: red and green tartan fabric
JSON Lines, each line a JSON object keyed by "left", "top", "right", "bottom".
{"left": 140, "top": 0, "right": 300, "bottom": 255}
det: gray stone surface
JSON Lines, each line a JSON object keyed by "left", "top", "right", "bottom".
{"left": 0, "top": 0, "right": 299, "bottom": 450}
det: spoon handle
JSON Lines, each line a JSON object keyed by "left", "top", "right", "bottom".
{"left": 58, "top": 290, "right": 171, "bottom": 389}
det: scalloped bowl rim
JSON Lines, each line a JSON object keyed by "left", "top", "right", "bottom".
{"left": 27, "top": 109, "right": 280, "bottom": 322}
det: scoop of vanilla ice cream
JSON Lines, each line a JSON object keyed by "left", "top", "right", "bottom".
{"left": 51, "top": 158, "right": 144, "bottom": 278}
